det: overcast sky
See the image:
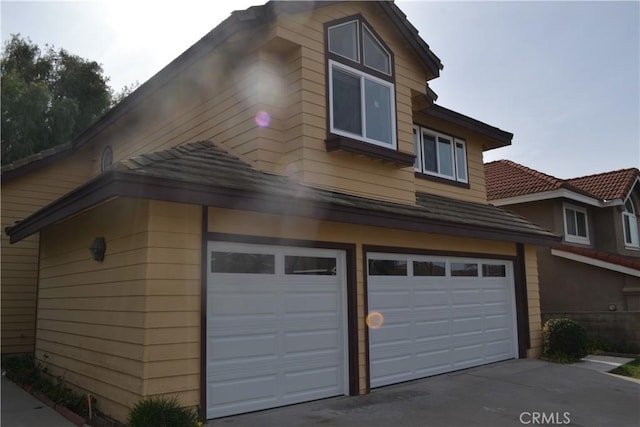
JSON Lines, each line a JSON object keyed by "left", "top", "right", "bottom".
{"left": 2, "top": 1, "right": 639, "bottom": 178}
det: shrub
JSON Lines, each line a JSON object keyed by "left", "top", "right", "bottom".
{"left": 2, "top": 354, "right": 92, "bottom": 416}
{"left": 542, "top": 318, "right": 588, "bottom": 362}
{"left": 127, "top": 396, "right": 199, "bottom": 427}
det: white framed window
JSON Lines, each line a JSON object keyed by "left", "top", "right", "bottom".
{"left": 563, "top": 203, "right": 590, "bottom": 244}
{"left": 327, "top": 18, "right": 395, "bottom": 149}
{"left": 329, "top": 61, "right": 396, "bottom": 148}
{"left": 412, "top": 125, "right": 468, "bottom": 184}
{"left": 623, "top": 198, "right": 639, "bottom": 248}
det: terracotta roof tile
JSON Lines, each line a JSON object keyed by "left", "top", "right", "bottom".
{"left": 485, "top": 160, "right": 639, "bottom": 202}
{"left": 485, "top": 160, "right": 566, "bottom": 200}
{"left": 566, "top": 168, "right": 639, "bottom": 201}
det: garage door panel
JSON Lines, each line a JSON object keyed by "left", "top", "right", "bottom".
{"left": 450, "top": 289, "right": 482, "bottom": 305}
{"left": 368, "top": 253, "right": 516, "bottom": 388}
{"left": 210, "top": 334, "right": 278, "bottom": 360}
{"left": 209, "top": 375, "right": 278, "bottom": 406}
{"left": 284, "top": 366, "right": 341, "bottom": 398}
{"left": 412, "top": 289, "right": 449, "bottom": 306}
{"left": 210, "top": 293, "right": 279, "bottom": 316}
{"left": 368, "top": 291, "right": 411, "bottom": 309}
{"left": 284, "top": 330, "right": 340, "bottom": 354}
{"left": 285, "top": 292, "right": 339, "bottom": 314}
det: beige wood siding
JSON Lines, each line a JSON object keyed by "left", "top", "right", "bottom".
{"left": 525, "top": 244, "right": 542, "bottom": 358}
{"left": 206, "top": 206, "right": 522, "bottom": 393}
{"left": 37, "top": 198, "right": 150, "bottom": 421}
{"left": 1, "top": 152, "right": 91, "bottom": 354}
{"left": 142, "top": 200, "right": 201, "bottom": 407}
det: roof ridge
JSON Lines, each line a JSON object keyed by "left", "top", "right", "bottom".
{"left": 500, "top": 159, "right": 565, "bottom": 187}
{"left": 566, "top": 167, "right": 639, "bottom": 182}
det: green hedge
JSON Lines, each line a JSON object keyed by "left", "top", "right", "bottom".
{"left": 542, "top": 318, "right": 588, "bottom": 362}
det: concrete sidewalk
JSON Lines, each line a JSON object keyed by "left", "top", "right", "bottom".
{"left": 1, "top": 375, "right": 74, "bottom": 427}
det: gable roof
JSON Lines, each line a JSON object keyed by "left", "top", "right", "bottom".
{"left": 6, "top": 141, "right": 559, "bottom": 246}
{"left": 485, "top": 160, "right": 639, "bottom": 205}
{"left": 1, "top": 1, "right": 442, "bottom": 182}
{"left": 566, "top": 168, "right": 639, "bottom": 201}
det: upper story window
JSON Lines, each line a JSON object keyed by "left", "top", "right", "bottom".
{"left": 413, "top": 125, "right": 468, "bottom": 184}
{"left": 327, "top": 17, "right": 396, "bottom": 149}
{"left": 623, "top": 198, "right": 639, "bottom": 248}
{"left": 563, "top": 203, "right": 590, "bottom": 244}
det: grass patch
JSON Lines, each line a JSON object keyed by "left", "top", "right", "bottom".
{"left": 610, "top": 358, "right": 640, "bottom": 379}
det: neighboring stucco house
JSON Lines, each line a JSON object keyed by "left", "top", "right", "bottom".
{"left": 485, "top": 160, "right": 640, "bottom": 348}
{"left": 2, "top": 1, "right": 558, "bottom": 422}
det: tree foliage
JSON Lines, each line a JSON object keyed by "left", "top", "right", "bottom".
{"left": 1, "top": 35, "right": 113, "bottom": 165}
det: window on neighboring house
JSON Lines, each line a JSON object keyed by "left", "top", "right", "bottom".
{"left": 623, "top": 198, "right": 639, "bottom": 248}
{"left": 327, "top": 17, "right": 396, "bottom": 149}
{"left": 563, "top": 204, "right": 590, "bottom": 244}
{"left": 412, "top": 125, "right": 468, "bottom": 184}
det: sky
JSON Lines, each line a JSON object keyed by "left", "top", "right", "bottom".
{"left": 1, "top": 0, "right": 639, "bottom": 179}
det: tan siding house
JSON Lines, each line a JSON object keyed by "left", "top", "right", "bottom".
{"left": 3, "top": 1, "right": 559, "bottom": 422}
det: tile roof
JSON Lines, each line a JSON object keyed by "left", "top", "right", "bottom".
{"left": 485, "top": 160, "right": 639, "bottom": 202}
{"left": 485, "top": 160, "right": 571, "bottom": 200}
{"left": 7, "top": 140, "right": 556, "bottom": 244}
{"left": 555, "top": 244, "right": 640, "bottom": 271}
{"left": 566, "top": 168, "right": 639, "bottom": 201}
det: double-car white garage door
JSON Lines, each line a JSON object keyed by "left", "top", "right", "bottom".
{"left": 206, "top": 242, "right": 347, "bottom": 419}
{"left": 367, "top": 252, "right": 517, "bottom": 388}
{"left": 205, "top": 243, "right": 518, "bottom": 419}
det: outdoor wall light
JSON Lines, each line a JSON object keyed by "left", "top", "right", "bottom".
{"left": 608, "top": 303, "right": 617, "bottom": 311}
{"left": 89, "top": 237, "right": 106, "bottom": 262}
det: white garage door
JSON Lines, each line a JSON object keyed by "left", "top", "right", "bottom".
{"left": 206, "top": 242, "right": 347, "bottom": 419}
{"left": 368, "top": 252, "right": 517, "bottom": 388}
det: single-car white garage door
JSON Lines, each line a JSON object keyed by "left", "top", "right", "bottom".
{"left": 206, "top": 242, "right": 347, "bottom": 419}
{"left": 367, "top": 252, "right": 517, "bottom": 388}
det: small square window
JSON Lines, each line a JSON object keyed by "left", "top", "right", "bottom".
{"left": 482, "top": 264, "right": 506, "bottom": 277}
{"left": 211, "top": 252, "right": 275, "bottom": 274}
{"left": 414, "top": 261, "right": 446, "bottom": 276}
{"left": 563, "top": 204, "right": 590, "bottom": 244}
{"left": 368, "top": 259, "right": 407, "bottom": 276}
{"left": 451, "top": 263, "right": 478, "bottom": 277}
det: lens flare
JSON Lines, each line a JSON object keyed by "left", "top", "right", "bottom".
{"left": 366, "top": 311, "right": 384, "bottom": 329}
{"left": 255, "top": 110, "right": 271, "bottom": 128}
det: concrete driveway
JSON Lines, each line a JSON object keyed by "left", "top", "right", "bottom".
{"left": 209, "top": 359, "right": 639, "bottom": 427}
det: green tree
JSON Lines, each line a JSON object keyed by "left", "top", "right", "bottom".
{"left": 1, "top": 35, "right": 112, "bottom": 165}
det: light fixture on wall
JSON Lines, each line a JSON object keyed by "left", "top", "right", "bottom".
{"left": 608, "top": 303, "right": 617, "bottom": 311}
{"left": 89, "top": 237, "right": 106, "bottom": 262}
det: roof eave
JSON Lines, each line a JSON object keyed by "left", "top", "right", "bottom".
{"left": 6, "top": 171, "right": 559, "bottom": 247}
{"left": 421, "top": 104, "right": 513, "bottom": 149}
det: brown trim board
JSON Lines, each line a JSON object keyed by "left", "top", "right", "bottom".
{"left": 205, "top": 232, "right": 360, "bottom": 396}
{"left": 515, "top": 243, "right": 531, "bottom": 357}
{"left": 199, "top": 206, "right": 208, "bottom": 421}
